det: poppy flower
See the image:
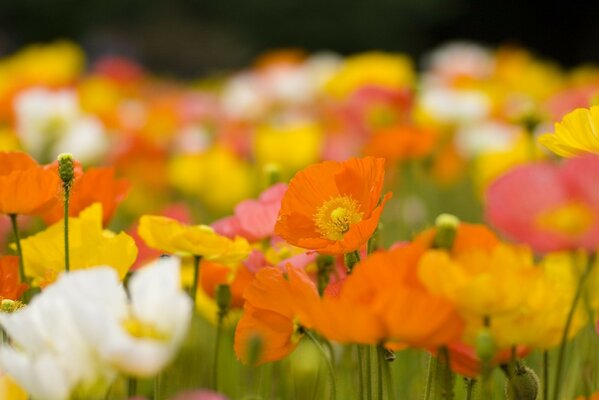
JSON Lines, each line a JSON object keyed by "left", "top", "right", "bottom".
{"left": 538, "top": 106, "right": 599, "bottom": 157}
{"left": 234, "top": 266, "right": 319, "bottom": 365}
{"left": 0, "top": 256, "right": 27, "bottom": 300}
{"left": 212, "top": 183, "right": 287, "bottom": 242}
{"left": 363, "top": 125, "right": 437, "bottom": 163}
{"left": 15, "top": 203, "right": 137, "bottom": 286}
{"left": 0, "top": 152, "right": 60, "bottom": 216}
{"left": 40, "top": 166, "right": 130, "bottom": 225}
{"left": 485, "top": 154, "right": 599, "bottom": 253}
{"left": 138, "top": 215, "right": 250, "bottom": 265}
{"left": 275, "top": 157, "right": 391, "bottom": 255}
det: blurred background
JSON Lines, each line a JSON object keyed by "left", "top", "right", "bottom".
{"left": 1, "top": 0, "right": 599, "bottom": 76}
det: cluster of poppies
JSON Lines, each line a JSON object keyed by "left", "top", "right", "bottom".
{"left": 0, "top": 40, "right": 597, "bottom": 400}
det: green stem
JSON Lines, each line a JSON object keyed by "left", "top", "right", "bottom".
{"left": 374, "top": 345, "right": 383, "bottom": 400}
{"left": 127, "top": 377, "right": 137, "bottom": 397}
{"left": 464, "top": 378, "right": 475, "bottom": 400}
{"left": 365, "top": 345, "right": 373, "bottom": 400}
{"left": 424, "top": 353, "right": 437, "bottom": 400}
{"left": 436, "top": 346, "right": 454, "bottom": 400}
{"left": 305, "top": 330, "right": 337, "bottom": 400}
{"left": 213, "top": 313, "right": 224, "bottom": 390}
{"left": 381, "top": 347, "right": 394, "bottom": 400}
{"left": 542, "top": 351, "right": 549, "bottom": 400}
{"left": 154, "top": 373, "right": 161, "bottom": 400}
{"left": 357, "top": 345, "right": 365, "bottom": 400}
{"left": 552, "top": 255, "right": 594, "bottom": 400}
{"left": 9, "top": 214, "right": 26, "bottom": 284}
{"left": 191, "top": 255, "right": 201, "bottom": 302}
{"left": 63, "top": 188, "right": 70, "bottom": 272}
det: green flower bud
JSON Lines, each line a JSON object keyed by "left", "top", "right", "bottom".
{"left": 505, "top": 363, "right": 539, "bottom": 400}
{"left": 433, "top": 213, "right": 459, "bottom": 250}
{"left": 215, "top": 284, "right": 232, "bottom": 318}
{"left": 475, "top": 328, "right": 495, "bottom": 363}
{"left": 57, "top": 153, "right": 75, "bottom": 190}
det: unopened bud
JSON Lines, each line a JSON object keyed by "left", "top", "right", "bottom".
{"left": 476, "top": 328, "right": 495, "bottom": 363}
{"left": 264, "top": 163, "right": 281, "bottom": 186}
{"left": 57, "top": 153, "right": 75, "bottom": 190}
{"left": 433, "top": 213, "right": 460, "bottom": 250}
{"left": 505, "top": 363, "right": 539, "bottom": 400}
{"left": 215, "top": 284, "right": 232, "bottom": 317}
{"left": 1, "top": 299, "right": 23, "bottom": 313}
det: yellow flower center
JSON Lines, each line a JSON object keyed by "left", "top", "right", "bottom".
{"left": 122, "top": 318, "right": 168, "bottom": 341}
{"left": 536, "top": 202, "right": 595, "bottom": 237}
{"left": 314, "top": 195, "right": 363, "bottom": 240}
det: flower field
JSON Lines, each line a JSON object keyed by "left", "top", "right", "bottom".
{"left": 0, "top": 41, "right": 597, "bottom": 400}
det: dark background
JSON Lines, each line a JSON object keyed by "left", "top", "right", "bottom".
{"left": 1, "top": 0, "right": 598, "bottom": 76}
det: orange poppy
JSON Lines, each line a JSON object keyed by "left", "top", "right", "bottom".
{"left": 363, "top": 125, "right": 438, "bottom": 163}
{"left": 0, "top": 152, "right": 60, "bottom": 216}
{"left": 200, "top": 260, "right": 254, "bottom": 309}
{"left": 40, "top": 166, "right": 130, "bottom": 225}
{"left": 234, "top": 266, "right": 319, "bottom": 365}
{"left": 0, "top": 256, "right": 28, "bottom": 300}
{"left": 340, "top": 245, "right": 464, "bottom": 348}
{"left": 275, "top": 157, "right": 391, "bottom": 255}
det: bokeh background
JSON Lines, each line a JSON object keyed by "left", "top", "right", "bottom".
{"left": 2, "top": 0, "right": 599, "bottom": 75}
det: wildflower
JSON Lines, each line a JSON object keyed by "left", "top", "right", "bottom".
{"left": 275, "top": 157, "right": 391, "bottom": 255}
{"left": 0, "top": 256, "right": 28, "bottom": 300}
{"left": 14, "top": 88, "right": 108, "bottom": 164}
{"left": 212, "top": 183, "right": 287, "bottom": 242}
{"left": 0, "top": 151, "right": 60, "bottom": 216}
{"left": 40, "top": 166, "right": 130, "bottom": 225}
{"left": 324, "top": 52, "right": 414, "bottom": 99}
{"left": 0, "top": 374, "right": 27, "bottom": 400}
{"left": 15, "top": 203, "right": 137, "bottom": 285}
{"left": 234, "top": 266, "right": 319, "bottom": 365}
{"left": 538, "top": 106, "right": 599, "bottom": 157}
{"left": 490, "top": 252, "right": 587, "bottom": 349}
{"left": 362, "top": 125, "right": 437, "bottom": 163}
{"left": 68, "top": 257, "right": 192, "bottom": 377}
{"left": 254, "top": 121, "right": 323, "bottom": 179}
{"left": 138, "top": 215, "right": 250, "bottom": 265}
{"left": 0, "top": 271, "right": 118, "bottom": 400}
{"left": 485, "top": 154, "right": 599, "bottom": 253}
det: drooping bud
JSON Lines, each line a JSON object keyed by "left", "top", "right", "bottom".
{"left": 475, "top": 327, "right": 496, "bottom": 363}
{"left": 433, "top": 213, "right": 460, "bottom": 250}
{"left": 57, "top": 153, "right": 75, "bottom": 191}
{"left": 215, "top": 284, "right": 232, "bottom": 320}
{"left": 504, "top": 362, "right": 539, "bottom": 400}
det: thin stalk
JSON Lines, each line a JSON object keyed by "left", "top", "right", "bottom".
{"left": 357, "top": 345, "right": 365, "bottom": 400}
{"left": 305, "top": 330, "right": 337, "bottom": 400}
{"left": 374, "top": 345, "right": 383, "bottom": 400}
{"left": 9, "top": 214, "right": 26, "bottom": 283}
{"left": 191, "top": 255, "right": 201, "bottom": 302}
{"left": 128, "top": 377, "right": 137, "bottom": 397}
{"left": 424, "top": 353, "right": 437, "bottom": 400}
{"left": 154, "top": 373, "right": 161, "bottom": 400}
{"left": 552, "top": 255, "right": 594, "bottom": 400}
{"left": 213, "top": 314, "right": 223, "bottom": 390}
{"left": 381, "top": 348, "right": 394, "bottom": 400}
{"left": 365, "top": 345, "right": 373, "bottom": 400}
{"left": 464, "top": 378, "right": 475, "bottom": 400}
{"left": 542, "top": 351, "right": 549, "bottom": 400}
{"left": 63, "top": 188, "right": 70, "bottom": 272}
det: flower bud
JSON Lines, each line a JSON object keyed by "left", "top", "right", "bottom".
{"left": 476, "top": 328, "right": 496, "bottom": 363}
{"left": 215, "top": 284, "right": 232, "bottom": 318}
{"left": 57, "top": 153, "right": 75, "bottom": 190}
{"left": 433, "top": 213, "right": 459, "bottom": 250}
{"left": 505, "top": 363, "right": 539, "bottom": 400}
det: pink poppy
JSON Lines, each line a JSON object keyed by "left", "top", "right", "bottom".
{"left": 212, "top": 183, "right": 287, "bottom": 242}
{"left": 485, "top": 154, "right": 599, "bottom": 253}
